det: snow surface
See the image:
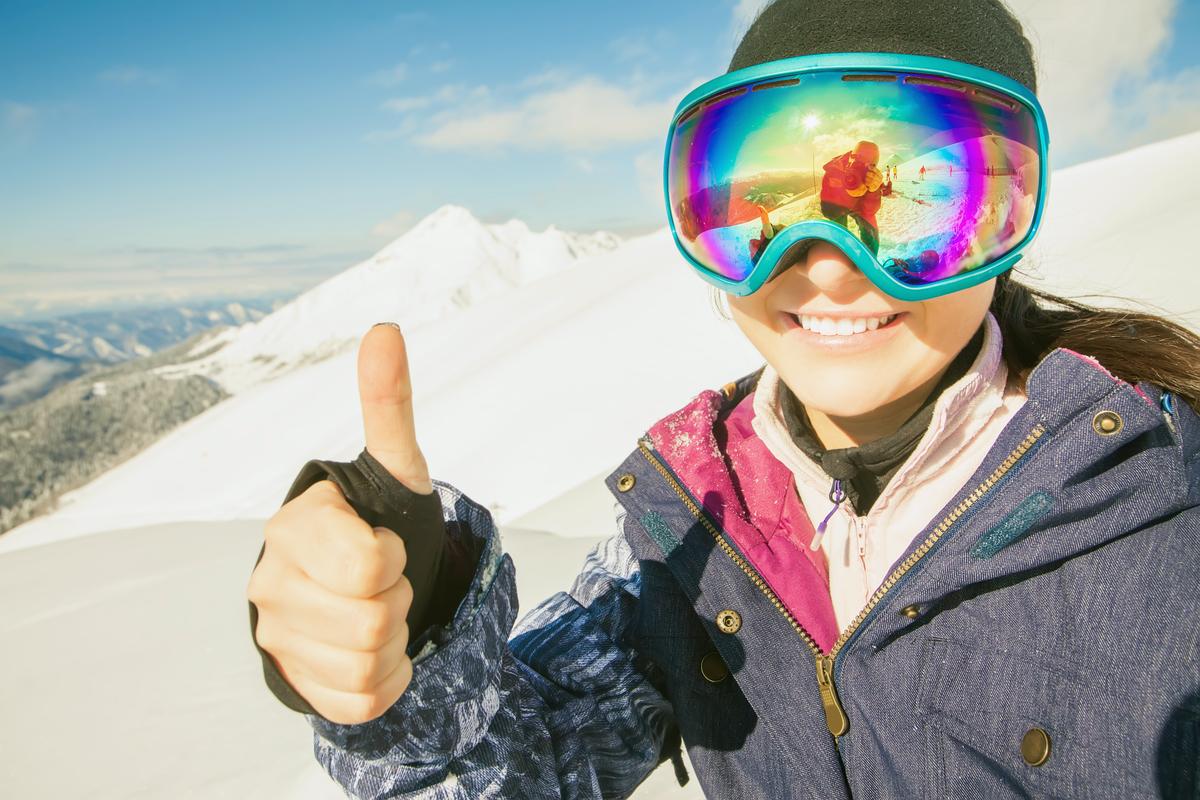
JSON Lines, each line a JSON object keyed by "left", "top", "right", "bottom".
{"left": 0, "top": 519, "right": 700, "bottom": 799}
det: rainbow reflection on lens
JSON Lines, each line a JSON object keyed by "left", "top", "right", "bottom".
{"left": 666, "top": 70, "right": 1042, "bottom": 287}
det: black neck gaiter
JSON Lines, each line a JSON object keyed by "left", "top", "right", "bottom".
{"left": 779, "top": 325, "right": 985, "bottom": 515}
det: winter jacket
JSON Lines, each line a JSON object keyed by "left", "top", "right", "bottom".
{"left": 301, "top": 346, "right": 1200, "bottom": 799}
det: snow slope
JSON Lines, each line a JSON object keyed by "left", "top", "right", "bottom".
{"left": 2, "top": 129, "right": 1198, "bottom": 554}
{"left": 0, "top": 519, "right": 700, "bottom": 799}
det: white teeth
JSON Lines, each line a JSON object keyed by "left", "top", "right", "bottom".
{"left": 798, "top": 314, "right": 896, "bottom": 335}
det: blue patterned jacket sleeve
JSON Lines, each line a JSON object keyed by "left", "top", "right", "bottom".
{"left": 304, "top": 479, "right": 676, "bottom": 799}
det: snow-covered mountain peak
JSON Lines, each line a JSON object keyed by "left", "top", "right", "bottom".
{"left": 411, "top": 203, "right": 484, "bottom": 236}
{"left": 161, "top": 206, "right": 623, "bottom": 393}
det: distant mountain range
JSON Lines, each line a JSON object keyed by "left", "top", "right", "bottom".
{"left": 0, "top": 298, "right": 282, "bottom": 411}
{"left": 0, "top": 207, "right": 622, "bottom": 537}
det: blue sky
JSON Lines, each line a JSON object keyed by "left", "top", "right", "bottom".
{"left": 2, "top": 0, "right": 1199, "bottom": 318}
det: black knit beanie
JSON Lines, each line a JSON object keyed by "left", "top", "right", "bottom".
{"left": 729, "top": 0, "right": 1038, "bottom": 93}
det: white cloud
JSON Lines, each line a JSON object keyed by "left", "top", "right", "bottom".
{"left": 1006, "top": 0, "right": 1198, "bottom": 163}
{"left": 430, "top": 59, "right": 455, "bottom": 74}
{"left": 381, "top": 96, "right": 432, "bottom": 113}
{"left": 1114, "top": 66, "right": 1200, "bottom": 151}
{"left": 368, "top": 63, "right": 408, "bottom": 86}
{"left": 414, "top": 77, "right": 680, "bottom": 152}
{"left": 98, "top": 66, "right": 170, "bottom": 86}
{"left": 370, "top": 210, "right": 417, "bottom": 239}
{"left": 366, "top": 84, "right": 489, "bottom": 142}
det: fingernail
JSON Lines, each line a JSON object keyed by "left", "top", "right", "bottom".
{"left": 372, "top": 321, "right": 401, "bottom": 331}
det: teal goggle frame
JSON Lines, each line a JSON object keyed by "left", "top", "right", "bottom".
{"left": 662, "top": 52, "right": 1051, "bottom": 300}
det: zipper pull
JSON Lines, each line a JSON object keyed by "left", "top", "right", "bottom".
{"left": 810, "top": 479, "right": 845, "bottom": 552}
{"left": 815, "top": 654, "right": 849, "bottom": 737}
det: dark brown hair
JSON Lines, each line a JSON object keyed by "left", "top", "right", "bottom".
{"left": 718, "top": 0, "right": 1200, "bottom": 411}
{"left": 990, "top": 273, "right": 1200, "bottom": 410}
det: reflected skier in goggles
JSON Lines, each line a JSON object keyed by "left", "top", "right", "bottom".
{"left": 819, "top": 140, "right": 885, "bottom": 255}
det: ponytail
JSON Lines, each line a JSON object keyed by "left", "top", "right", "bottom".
{"left": 991, "top": 272, "right": 1200, "bottom": 412}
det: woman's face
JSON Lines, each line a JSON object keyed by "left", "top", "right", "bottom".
{"left": 727, "top": 241, "right": 995, "bottom": 420}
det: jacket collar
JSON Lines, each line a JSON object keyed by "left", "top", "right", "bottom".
{"left": 638, "top": 328, "right": 1184, "bottom": 648}
{"left": 750, "top": 311, "right": 1011, "bottom": 509}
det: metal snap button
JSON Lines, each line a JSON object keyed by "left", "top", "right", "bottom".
{"left": 1092, "top": 410, "right": 1123, "bottom": 437}
{"left": 716, "top": 609, "right": 742, "bottom": 634}
{"left": 699, "top": 651, "right": 729, "bottom": 683}
{"left": 617, "top": 473, "right": 636, "bottom": 492}
{"left": 899, "top": 604, "right": 921, "bottom": 619}
{"left": 1021, "top": 727, "right": 1052, "bottom": 766}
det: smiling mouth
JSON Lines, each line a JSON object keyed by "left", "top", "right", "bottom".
{"left": 786, "top": 312, "right": 907, "bottom": 336}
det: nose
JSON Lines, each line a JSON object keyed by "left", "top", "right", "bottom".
{"left": 791, "top": 240, "right": 871, "bottom": 294}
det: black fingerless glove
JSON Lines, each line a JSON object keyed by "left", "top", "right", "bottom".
{"left": 247, "top": 448, "right": 474, "bottom": 717}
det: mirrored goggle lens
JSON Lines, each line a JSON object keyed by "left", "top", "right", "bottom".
{"left": 667, "top": 71, "right": 1042, "bottom": 285}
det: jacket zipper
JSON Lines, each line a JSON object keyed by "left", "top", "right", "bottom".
{"left": 638, "top": 422, "right": 1046, "bottom": 740}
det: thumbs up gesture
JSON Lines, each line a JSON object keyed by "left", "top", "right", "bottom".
{"left": 247, "top": 323, "right": 440, "bottom": 725}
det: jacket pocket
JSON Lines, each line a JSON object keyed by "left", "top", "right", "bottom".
{"left": 915, "top": 637, "right": 1155, "bottom": 800}
{"left": 632, "top": 565, "right": 731, "bottom": 698}
{"left": 630, "top": 564, "right": 757, "bottom": 752}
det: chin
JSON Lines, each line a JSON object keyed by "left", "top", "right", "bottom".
{"left": 780, "top": 365, "right": 910, "bottom": 419}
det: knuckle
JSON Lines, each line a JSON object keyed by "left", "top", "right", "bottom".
{"left": 343, "top": 549, "right": 386, "bottom": 596}
{"left": 319, "top": 498, "right": 353, "bottom": 532}
{"left": 395, "top": 575, "right": 414, "bottom": 612}
{"left": 263, "top": 513, "right": 285, "bottom": 545}
{"left": 336, "top": 694, "right": 376, "bottom": 725}
{"left": 358, "top": 693, "right": 390, "bottom": 723}
{"left": 346, "top": 653, "right": 381, "bottom": 693}
{"left": 394, "top": 656, "right": 414, "bottom": 697}
{"left": 387, "top": 534, "right": 408, "bottom": 573}
{"left": 309, "top": 479, "right": 344, "bottom": 504}
{"left": 396, "top": 620, "right": 410, "bottom": 651}
{"left": 356, "top": 602, "right": 393, "bottom": 648}
{"left": 245, "top": 569, "right": 268, "bottom": 605}
{"left": 254, "top": 617, "right": 279, "bottom": 652}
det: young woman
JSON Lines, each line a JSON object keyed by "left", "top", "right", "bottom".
{"left": 247, "top": 0, "right": 1200, "bottom": 797}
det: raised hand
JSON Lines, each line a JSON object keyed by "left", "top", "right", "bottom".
{"left": 246, "top": 322, "right": 432, "bottom": 724}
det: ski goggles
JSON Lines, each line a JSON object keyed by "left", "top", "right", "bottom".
{"left": 664, "top": 52, "right": 1050, "bottom": 300}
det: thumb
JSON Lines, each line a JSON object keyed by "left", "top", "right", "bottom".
{"left": 357, "top": 322, "right": 433, "bottom": 495}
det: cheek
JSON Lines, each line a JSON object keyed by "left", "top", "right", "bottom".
{"left": 924, "top": 284, "right": 995, "bottom": 351}
{"left": 728, "top": 297, "right": 777, "bottom": 346}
